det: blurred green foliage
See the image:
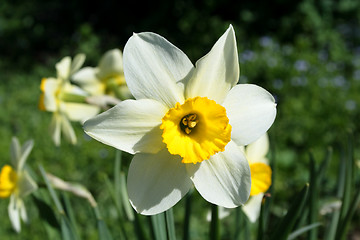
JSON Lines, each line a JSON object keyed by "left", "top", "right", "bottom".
{"left": 1, "top": 0, "right": 360, "bottom": 239}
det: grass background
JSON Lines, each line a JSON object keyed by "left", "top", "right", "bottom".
{"left": 0, "top": 0, "right": 360, "bottom": 239}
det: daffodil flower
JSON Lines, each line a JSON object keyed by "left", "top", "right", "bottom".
{"left": 241, "top": 133, "right": 272, "bottom": 222}
{"left": 39, "top": 54, "right": 100, "bottom": 146}
{"left": 72, "top": 49, "right": 132, "bottom": 100}
{"left": 0, "top": 137, "right": 38, "bottom": 232}
{"left": 84, "top": 25, "right": 277, "bottom": 215}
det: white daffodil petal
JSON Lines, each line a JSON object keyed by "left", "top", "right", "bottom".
{"left": 63, "top": 82, "right": 89, "bottom": 96}
{"left": 56, "top": 56, "right": 71, "bottom": 80}
{"left": 63, "top": 103, "right": 100, "bottom": 123}
{"left": 242, "top": 193, "right": 264, "bottom": 223}
{"left": 19, "top": 202, "right": 28, "bottom": 223}
{"left": 42, "top": 78, "right": 60, "bottom": 112}
{"left": 70, "top": 53, "right": 86, "bottom": 75}
{"left": 84, "top": 99, "right": 168, "bottom": 154}
{"left": 17, "top": 171, "right": 38, "bottom": 198}
{"left": 123, "top": 32, "right": 194, "bottom": 108}
{"left": 60, "top": 115, "right": 77, "bottom": 145}
{"left": 127, "top": 149, "right": 192, "bottom": 215}
{"left": 186, "top": 25, "right": 239, "bottom": 103}
{"left": 18, "top": 139, "right": 34, "bottom": 171}
{"left": 50, "top": 113, "right": 62, "bottom": 146}
{"left": 245, "top": 133, "right": 269, "bottom": 164}
{"left": 10, "top": 137, "right": 21, "bottom": 169}
{"left": 72, "top": 67, "right": 99, "bottom": 84}
{"left": 8, "top": 195, "right": 21, "bottom": 233}
{"left": 223, "top": 84, "right": 277, "bottom": 146}
{"left": 186, "top": 141, "right": 251, "bottom": 208}
{"left": 98, "top": 49, "right": 124, "bottom": 79}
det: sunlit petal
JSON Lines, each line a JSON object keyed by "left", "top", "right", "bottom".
{"left": 123, "top": 32, "right": 194, "bottom": 108}
{"left": 222, "top": 84, "right": 276, "bottom": 146}
{"left": 185, "top": 25, "right": 239, "bottom": 103}
{"left": 186, "top": 141, "right": 251, "bottom": 207}
{"left": 84, "top": 99, "right": 167, "bottom": 154}
{"left": 127, "top": 149, "right": 192, "bottom": 215}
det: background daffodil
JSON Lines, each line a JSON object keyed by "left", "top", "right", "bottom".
{"left": 0, "top": 137, "right": 38, "bottom": 232}
{"left": 84, "top": 25, "right": 277, "bottom": 215}
{"left": 241, "top": 133, "right": 272, "bottom": 223}
{"left": 72, "top": 49, "right": 132, "bottom": 100}
{"left": 39, "top": 54, "right": 100, "bottom": 146}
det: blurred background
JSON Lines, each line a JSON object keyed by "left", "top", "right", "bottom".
{"left": 0, "top": 0, "right": 359, "bottom": 239}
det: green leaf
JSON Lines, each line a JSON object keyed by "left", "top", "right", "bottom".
{"left": 97, "top": 219, "right": 114, "bottom": 240}
{"left": 270, "top": 184, "right": 309, "bottom": 240}
{"left": 335, "top": 188, "right": 360, "bottom": 240}
{"left": 165, "top": 208, "right": 176, "bottom": 240}
{"left": 60, "top": 215, "right": 78, "bottom": 240}
{"left": 308, "top": 152, "right": 319, "bottom": 240}
{"left": 287, "top": 222, "right": 322, "bottom": 240}
{"left": 183, "top": 189, "right": 193, "bottom": 240}
{"left": 209, "top": 204, "right": 219, "bottom": 240}
{"left": 151, "top": 213, "right": 167, "bottom": 240}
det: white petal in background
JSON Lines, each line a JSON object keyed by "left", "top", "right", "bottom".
{"left": 63, "top": 102, "right": 100, "bottom": 123}
{"left": 185, "top": 25, "right": 239, "bottom": 104}
{"left": 186, "top": 141, "right": 251, "bottom": 208}
{"left": 56, "top": 56, "right": 71, "bottom": 80}
{"left": 72, "top": 67, "right": 99, "bottom": 84}
{"left": 8, "top": 195, "right": 21, "bottom": 233}
{"left": 50, "top": 113, "right": 62, "bottom": 146}
{"left": 84, "top": 99, "right": 167, "bottom": 154}
{"left": 245, "top": 133, "right": 269, "bottom": 164}
{"left": 123, "top": 32, "right": 194, "bottom": 108}
{"left": 10, "top": 137, "right": 21, "bottom": 169}
{"left": 242, "top": 193, "right": 264, "bottom": 223}
{"left": 127, "top": 149, "right": 192, "bottom": 215}
{"left": 17, "top": 171, "right": 38, "bottom": 198}
{"left": 98, "top": 49, "right": 124, "bottom": 79}
{"left": 60, "top": 114, "right": 77, "bottom": 145}
{"left": 17, "top": 139, "right": 34, "bottom": 171}
{"left": 222, "top": 84, "right": 277, "bottom": 146}
{"left": 70, "top": 53, "right": 86, "bottom": 76}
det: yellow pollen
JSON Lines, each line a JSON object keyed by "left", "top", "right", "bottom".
{"left": 160, "top": 97, "right": 232, "bottom": 164}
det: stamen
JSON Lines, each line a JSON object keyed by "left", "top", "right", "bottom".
{"left": 180, "top": 113, "right": 198, "bottom": 134}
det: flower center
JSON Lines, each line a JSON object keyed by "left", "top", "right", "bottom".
{"left": 160, "top": 97, "right": 232, "bottom": 164}
{"left": 180, "top": 113, "right": 199, "bottom": 134}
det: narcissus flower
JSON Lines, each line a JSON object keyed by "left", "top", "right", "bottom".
{"left": 241, "top": 133, "right": 272, "bottom": 222}
{"left": 0, "top": 137, "right": 38, "bottom": 232}
{"left": 39, "top": 54, "right": 100, "bottom": 146}
{"left": 84, "top": 25, "right": 277, "bottom": 215}
{"left": 72, "top": 49, "right": 132, "bottom": 100}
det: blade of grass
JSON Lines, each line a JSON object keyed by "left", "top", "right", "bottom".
{"left": 151, "top": 213, "right": 167, "bottom": 240}
{"left": 335, "top": 188, "right": 360, "bottom": 240}
{"left": 183, "top": 188, "right": 193, "bottom": 240}
{"left": 210, "top": 204, "right": 220, "bottom": 240}
{"left": 133, "top": 212, "right": 149, "bottom": 240}
{"left": 324, "top": 147, "right": 346, "bottom": 240}
{"left": 270, "top": 184, "right": 309, "bottom": 240}
{"left": 165, "top": 208, "right": 176, "bottom": 240}
{"left": 257, "top": 196, "right": 265, "bottom": 240}
{"left": 335, "top": 133, "right": 355, "bottom": 240}
{"left": 62, "top": 193, "right": 80, "bottom": 238}
{"left": 39, "top": 165, "right": 79, "bottom": 240}
{"left": 119, "top": 172, "right": 134, "bottom": 221}
{"left": 94, "top": 206, "right": 115, "bottom": 240}
{"left": 308, "top": 152, "right": 318, "bottom": 240}
{"left": 114, "top": 150, "right": 122, "bottom": 205}
{"left": 287, "top": 222, "right": 322, "bottom": 240}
